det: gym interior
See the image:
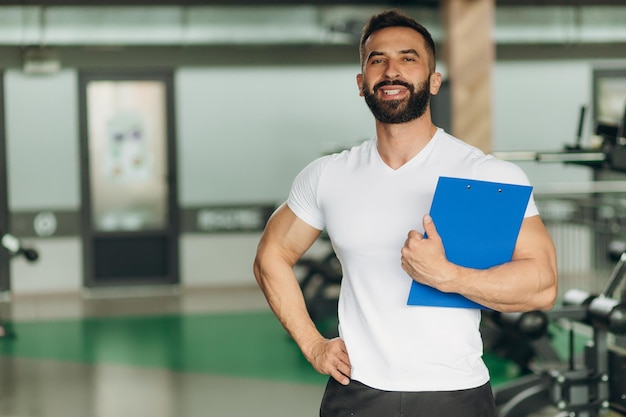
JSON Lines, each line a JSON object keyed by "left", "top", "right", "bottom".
{"left": 0, "top": 0, "right": 626, "bottom": 416}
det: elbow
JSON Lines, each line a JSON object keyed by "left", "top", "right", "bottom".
{"left": 533, "top": 272, "right": 559, "bottom": 312}
{"left": 527, "top": 261, "right": 559, "bottom": 312}
{"left": 539, "top": 267, "right": 559, "bottom": 311}
{"left": 253, "top": 256, "right": 264, "bottom": 287}
{"left": 500, "top": 272, "right": 558, "bottom": 313}
{"left": 498, "top": 290, "right": 556, "bottom": 314}
{"left": 536, "top": 286, "right": 558, "bottom": 311}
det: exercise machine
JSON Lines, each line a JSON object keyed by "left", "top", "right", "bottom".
{"left": 492, "top": 248, "right": 626, "bottom": 417}
{"left": 492, "top": 103, "right": 626, "bottom": 172}
{"left": 1, "top": 232, "right": 39, "bottom": 263}
{"left": 0, "top": 232, "right": 39, "bottom": 339}
{"left": 297, "top": 246, "right": 341, "bottom": 338}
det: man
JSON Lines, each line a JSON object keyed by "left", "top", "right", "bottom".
{"left": 253, "top": 9, "right": 557, "bottom": 417}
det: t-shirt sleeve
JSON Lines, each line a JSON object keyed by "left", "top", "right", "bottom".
{"left": 286, "top": 156, "right": 330, "bottom": 231}
{"left": 476, "top": 157, "right": 539, "bottom": 218}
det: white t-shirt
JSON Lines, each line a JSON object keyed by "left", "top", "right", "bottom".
{"left": 287, "top": 128, "right": 538, "bottom": 392}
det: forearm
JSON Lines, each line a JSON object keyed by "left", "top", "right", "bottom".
{"left": 254, "top": 256, "right": 325, "bottom": 360}
{"left": 252, "top": 205, "right": 351, "bottom": 384}
{"left": 441, "top": 257, "right": 557, "bottom": 312}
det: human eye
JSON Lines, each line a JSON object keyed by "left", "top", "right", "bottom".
{"left": 399, "top": 49, "right": 420, "bottom": 63}
{"left": 366, "top": 52, "right": 386, "bottom": 65}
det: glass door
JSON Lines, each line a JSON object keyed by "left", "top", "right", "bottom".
{"left": 79, "top": 72, "right": 178, "bottom": 287}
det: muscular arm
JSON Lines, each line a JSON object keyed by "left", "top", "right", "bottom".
{"left": 401, "top": 214, "right": 558, "bottom": 312}
{"left": 253, "top": 203, "right": 352, "bottom": 384}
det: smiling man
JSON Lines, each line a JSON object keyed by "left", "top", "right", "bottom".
{"left": 359, "top": 40, "right": 433, "bottom": 125}
{"left": 254, "top": 9, "right": 557, "bottom": 417}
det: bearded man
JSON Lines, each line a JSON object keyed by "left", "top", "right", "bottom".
{"left": 254, "top": 9, "right": 557, "bottom": 417}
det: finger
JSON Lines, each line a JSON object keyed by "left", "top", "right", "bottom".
{"left": 330, "top": 368, "right": 351, "bottom": 385}
{"left": 422, "top": 214, "right": 438, "bottom": 240}
{"left": 329, "top": 340, "right": 351, "bottom": 384}
{"left": 336, "top": 360, "right": 352, "bottom": 379}
{"left": 333, "top": 344, "right": 352, "bottom": 372}
{"left": 334, "top": 347, "right": 351, "bottom": 367}
{"left": 407, "top": 229, "right": 423, "bottom": 240}
{"left": 404, "top": 231, "right": 422, "bottom": 250}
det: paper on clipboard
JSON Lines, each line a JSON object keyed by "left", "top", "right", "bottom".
{"left": 407, "top": 176, "right": 533, "bottom": 309}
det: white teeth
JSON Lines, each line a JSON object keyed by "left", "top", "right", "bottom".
{"left": 383, "top": 89, "right": 401, "bottom": 95}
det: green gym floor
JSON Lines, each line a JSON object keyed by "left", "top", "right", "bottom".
{"left": 0, "top": 286, "right": 611, "bottom": 417}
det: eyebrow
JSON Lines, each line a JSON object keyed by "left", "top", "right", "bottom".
{"left": 366, "top": 51, "right": 385, "bottom": 61}
{"left": 400, "top": 48, "right": 420, "bottom": 56}
{"left": 366, "top": 48, "right": 420, "bottom": 61}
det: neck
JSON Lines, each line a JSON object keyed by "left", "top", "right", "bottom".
{"left": 375, "top": 113, "right": 438, "bottom": 170}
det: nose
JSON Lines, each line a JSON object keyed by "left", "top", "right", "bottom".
{"left": 384, "top": 60, "right": 400, "bottom": 79}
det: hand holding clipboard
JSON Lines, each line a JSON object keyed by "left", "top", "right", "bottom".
{"left": 406, "top": 177, "right": 533, "bottom": 309}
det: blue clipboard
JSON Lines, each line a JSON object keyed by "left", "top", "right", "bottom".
{"left": 407, "top": 176, "right": 533, "bottom": 309}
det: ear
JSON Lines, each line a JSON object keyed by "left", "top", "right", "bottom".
{"left": 429, "top": 72, "right": 443, "bottom": 96}
{"left": 356, "top": 73, "right": 364, "bottom": 97}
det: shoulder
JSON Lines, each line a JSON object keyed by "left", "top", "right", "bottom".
{"left": 436, "top": 129, "right": 531, "bottom": 186}
{"left": 434, "top": 129, "right": 486, "bottom": 158}
{"left": 474, "top": 157, "right": 532, "bottom": 186}
{"left": 290, "top": 139, "right": 373, "bottom": 195}
{"left": 301, "top": 138, "right": 375, "bottom": 175}
{"left": 297, "top": 153, "right": 335, "bottom": 178}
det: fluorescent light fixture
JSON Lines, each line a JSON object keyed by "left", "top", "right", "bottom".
{"left": 22, "top": 48, "right": 61, "bottom": 75}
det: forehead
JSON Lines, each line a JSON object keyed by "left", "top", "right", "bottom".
{"left": 363, "top": 26, "right": 428, "bottom": 56}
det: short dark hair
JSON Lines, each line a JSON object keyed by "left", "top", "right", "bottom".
{"left": 359, "top": 9, "right": 436, "bottom": 72}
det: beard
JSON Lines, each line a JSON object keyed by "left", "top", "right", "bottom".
{"left": 362, "top": 78, "right": 431, "bottom": 124}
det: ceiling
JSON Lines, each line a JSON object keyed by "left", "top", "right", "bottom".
{"left": 0, "top": 0, "right": 622, "bottom": 73}
{"left": 0, "top": 2, "right": 624, "bottom": 57}
{"left": 1, "top": 4, "right": 624, "bottom": 47}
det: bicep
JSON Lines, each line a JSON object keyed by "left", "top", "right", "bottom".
{"left": 256, "top": 203, "right": 322, "bottom": 267}
{"left": 512, "top": 215, "right": 557, "bottom": 290}
{"left": 512, "top": 215, "right": 557, "bottom": 276}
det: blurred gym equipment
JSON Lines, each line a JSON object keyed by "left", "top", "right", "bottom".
{"left": 0, "top": 232, "right": 39, "bottom": 339}
{"left": 492, "top": 243, "right": 626, "bottom": 417}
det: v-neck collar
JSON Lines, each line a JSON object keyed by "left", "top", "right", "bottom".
{"left": 373, "top": 128, "right": 441, "bottom": 173}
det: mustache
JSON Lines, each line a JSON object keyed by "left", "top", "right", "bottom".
{"left": 373, "top": 79, "right": 413, "bottom": 92}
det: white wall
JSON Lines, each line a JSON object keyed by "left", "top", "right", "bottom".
{"left": 10, "top": 239, "right": 83, "bottom": 294}
{"left": 4, "top": 70, "right": 83, "bottom": 295}
{"left": 179, "top": 234, "right": 260, "bottom": 287}
{"left": 175, "top": 65, "right": 373, "bottom": 206}
{"left": 4, "top": 70, "right": 81, "bottom": 210}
